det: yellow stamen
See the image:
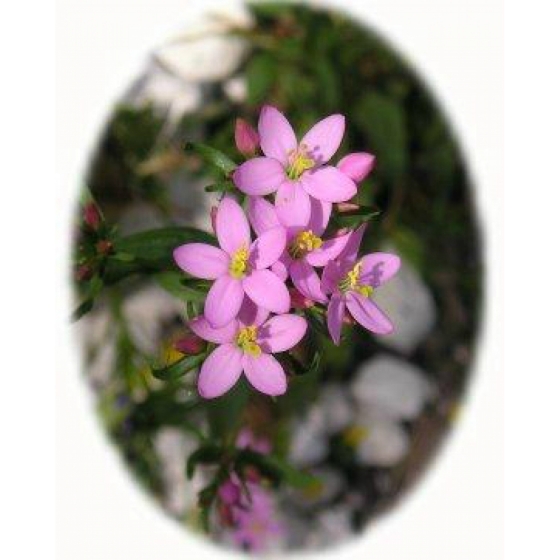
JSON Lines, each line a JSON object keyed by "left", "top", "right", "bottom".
{"left": 343, "top": 425, "right": 369, "bottom": 447}
{"left": 288, "top": 230, "right": 323, "bottom": 259}
{"left": 287, "top": 144, "right": 315, "bottom": 180}
{"left": 229, "top": 245, "right": 249, "bottom": 279}
{"left": 338, "top": 261, "right": 374, "bottom": 297}
{"left": 236, "top": 326, "right": 262, "bottom": 357}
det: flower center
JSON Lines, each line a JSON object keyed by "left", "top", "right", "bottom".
{"left": 338, "top": 261, "right": 374, "bottom": 297}
{"left": 287, "top": 144, "right": 315, "bottom": 180}
{"left": 229, "top": 245, "right": 250, "bottom": 279}
{"left": 288, "top": 230, "right": 323, "bottom": 259}
{"left": 343, "top": 425, "right": 369, "bottom": 447}
{"left": 236, "top": 326, "right": 262, "bottom": 357}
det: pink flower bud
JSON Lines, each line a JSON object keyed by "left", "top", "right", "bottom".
{"left": 210, "top": 206, "right": 218, "bottom": 235}
{"left": 337, "top": 152, "right": 376, "bottom": 183}
{"left": 235, "top": 118, "right": 260, "bottom": 157}
{"left": 83, "top": 202, "right": 101, "bottom": 230}
{"left": 173, "top": 334, "right": 205, "bottom": 355}
{"left": 289, "top": 288, "right": 314, "bottom": 310}
{"left": 75, "top": 264, "right": 92, "bottom": 282}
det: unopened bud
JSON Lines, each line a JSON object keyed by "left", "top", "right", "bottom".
{"left": 218, "top": 479, "right": 241, "bottom": 506}
{"left": 83, "top": 202, "right": 101, "bottom": 230}
{"left": 337, "top": 152, "right": 376, "bottom": 183}
{"left": 75, "top": 264, "right": 92, "bottom": 282}
{"left": 96, "top": 239, "right": 113, "bottom": 255}
{"left": 289, "top": 288, "right": 314, "bottom": 309}
{"left": 210, "top": 206, "right": 218, "bottom": 235}
{"left": 235, "top": 118, "right": 260, "bottom": 157}
{"left": 174, "top": 334, "right": 205, "bottom": 355}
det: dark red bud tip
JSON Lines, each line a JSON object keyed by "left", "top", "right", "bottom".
{"left": 235, "top": 118, "right": 260, "bottom": 157}
{"left": 83, "top": 203, "right": 101, "bottom": 230}
{"left": 96, "top": 239, "right": 113, "bottom": 255}
{"left": 289, "top": 288, "right": 314, "bottom": 310}
{"left": 75, "top": 264, "right": 92, "bottom": 282}
{"left": 174, "top": 334, "right": 205, "bottom": 355}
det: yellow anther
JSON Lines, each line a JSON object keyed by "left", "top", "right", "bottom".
{"left": 236, "top": 326, "right": 262, "bottom": 357}
{"left": 343, "top": 425, "right": 369, "bottom": 447}
{"left": 289, "top": 230, "right": 323, "bottom": 259}
{"left": 287, "top": 145, "right": 315, "bottom": 180}
{"left": 338, "top": 261, "right": 373, "bottom": 298}
{"left": 229, "top": 246, "right": 249, "bottom": 279}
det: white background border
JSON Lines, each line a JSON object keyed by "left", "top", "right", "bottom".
{"left": 4, "top": 0, "right": 516, "bottom": 558}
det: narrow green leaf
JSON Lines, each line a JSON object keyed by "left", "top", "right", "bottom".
{"left": 332, "top": 205, "right": 381, "bottom": 229}
{"left": 186, "top": 445, "right": 223, "bottom": 479}
{"left": 184, "top": 142, "right": 237, "bottom": 176}
{"left": 204, "top": 180, "right": 236, "bottom": 194}
{"left": 151, "top": 352, "right": 206, "bottom": 381}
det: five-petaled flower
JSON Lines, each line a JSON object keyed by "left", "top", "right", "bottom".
{"left": 173, "top": 196, "right": 290, "bottom": 327}
{"left": 321, "top": 226, "right": 401, "bottom": 344}
{"left": 189, "top": 299, "right": 307, "bottom": 398}
{"left": 248, "top": 196, "right": 352, "bottom": 304}
{"left": 233, "top": 105, "right": 359, "bottom": 231}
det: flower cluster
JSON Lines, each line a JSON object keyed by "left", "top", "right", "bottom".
{"left": 174, "top": 106, "right": 400, "bottom": 399}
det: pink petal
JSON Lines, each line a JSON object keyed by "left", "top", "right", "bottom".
{"left": 233, "top": 157, "right": 286, "bottom": 196}
{"left": 248, "top": 196, "right": 280, "bottom": 235}
{"left": 249, "top": 226, "right": 286, "bottom": 270}
{"left": 321, "top": 260, "right": 344, "bottom": 295}
{"left": 173, "top": 243, "right": 228, "bottom": 279}
{"left": 290, "top": 260, "right": 328, "bottom": 303}
{"left": 242, "top": 353, "right": 287, "bottom": 396}
{"left": 327, "top": 294, "right": 346, "bottom": 345}
{"left": 271, "top": 258, "right": 289, "bottom": 282}
{"left": 345, "top": 291, "right": 394, "bottom": 335}
{"left": 275, "top": 180, "right": 311, "bottom": 233}
{"left": 237, "top": 298, "right": 269, "bottom": 327}
{"left": 216, "top": 196, "right": 251, "bottom": 256}
{"left": 360, "top": 253, "right": 401, "bottom": 287}
{"left": 189, "top": 316, "right": 237, "bottom": 344}
{"left": 338, "top": 224, "right": 366, "bottom": 263}
{"left": 242, "top": 269, "right": 290, "bottom": 314}
{"left": 306, "top": 231, "right": 352, "bottom": 267}
{"left": 204, "top": 275, "right": 244, "bottom": 327}
{"left": 302, "top": 166, "right": 357, "bottom": 203}
{"left": 337, "top": 152, "right": 376, "bottom": 183}
{"left": 198, "top": 344, "right": 244, "bottom": 399}
{"left": 258, "top": 314, "right": 307, "bottom": 353}
{"left": 307, "top": 197, "right": 332, "bottom": 237}
{"left": 258, "top": 105, "right": 297, "bottom": 166}
{"left": 301, "top": 114, "right": 345, "bottom": 165}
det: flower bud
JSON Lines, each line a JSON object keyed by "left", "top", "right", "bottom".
{"left": 218, "top": 479, "right": 241, "bottom": 506}
{"left": 174, "top": 334, "right": 205, "bottom": 355}
{"left": 96, "top": 239, "right": 113, "bottom": 255}
{"left": 75, "top": 264, "right": 93, "bottom": 282}
{"left": 210, "top": 206, "right": 218, "bottom": 235}
{"left": 289, "top": 288, "right": 313, "bottom": 310}
{"left": 337, "top": 152, "right": 376, "bottom": 183}
{"left": 83, "top": 202, "right": 101, "bottom": 230}
{"left": 235, "top": 118, "right": 260, "bottom": 157}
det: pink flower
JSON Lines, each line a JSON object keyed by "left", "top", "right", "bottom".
{"left": 233, "top": 106, "right": 357, "bottom": 231}
{"left": 236, "top": 428, "right": 272, "bottom": 454}
{"left": 189, "top": 299, "right": 307, "bottom": 398}
{"left": 337, "top": 152, "right": 376, "bottom": 183}
{"left": 230, "top": 482, "right": 285, "bottom": 553}
{"left": 173, "top": 196, "right": 289, "bottom": 328}
{"left": 321, "top": 226, "right": 401, "bottom": 344}
{"left": 248, "top": 196, "right": 353, "bottom": 304}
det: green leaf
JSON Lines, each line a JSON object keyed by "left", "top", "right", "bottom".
{"left": 354, "top": 92, "right": 408, "bottom": 181}
{"left": 104, "top": 227, "right": 215, "bottom": 283}
{"left": 151, "top": 352, "right": 206, "bottom": 381}
{"left": 155, "top": 272, "right": 209, "bottom": 304}
{"left": 235, "top": 449, "right": 317, "bottom": 489}
{"left": 204, "top": 180, "right": 237, "bottom": 194}
{"left": 71, "top": 275, "right": 103, "bottom": 321}
{"left": 186, "top": 445, "right": 223, "bottom": 479}
{"left": 305, "top": 307, "right": 331, "bottom": 339}
{"left": 184, "top": 142, "right": 237, "bottom": 177}
{"left": 332, "top": 205, "right": 381, "bottom": 229}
